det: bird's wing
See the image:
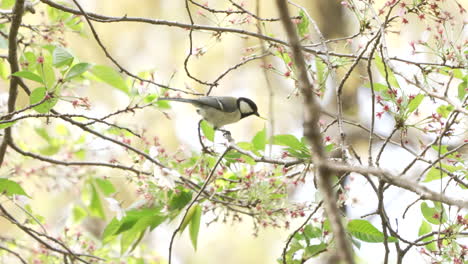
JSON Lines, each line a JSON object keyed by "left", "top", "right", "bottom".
{"left": 196, "top": 97, "right": 238, "bottom": 112}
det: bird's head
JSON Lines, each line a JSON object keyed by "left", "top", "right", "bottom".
{"left": 237, "top": 97, "right": 260, "bottom": 119}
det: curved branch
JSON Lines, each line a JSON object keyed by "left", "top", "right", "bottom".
{"left": 0, "top": 0, "right": 25, "bottom": 166}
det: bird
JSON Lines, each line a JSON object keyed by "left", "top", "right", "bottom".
{"left": 158, "top": 96, "right": 261, "bottom": 129}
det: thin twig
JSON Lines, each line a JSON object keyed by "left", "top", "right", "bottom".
{"left": 168, "top": 146, "right": 231, "bottom": 264}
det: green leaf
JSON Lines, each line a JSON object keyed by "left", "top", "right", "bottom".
{"left": 52, "top": 46, "right": 74, "bottom": 68}
{"left": 39, "top": 144, "right": 60, "bottom": 156}
{"left": 407, "top": 94, "right": 424, "bottom": 113}
{"left": 1, "top": 0, "right": 15, "bottom": 9}
{"left": 0, "top": 178, "right": 30, "bottom": 198}
{"left": 72, "top": 205, "right": 88, "bottom": 223}
{"left": 89, "top": 183, "right": 105, "bottom": 219}
{"left": 120, "top": 225, "right": 144, "bottom": 254}
{"left": 421, "top": 202, "right": 447, "bottom": 225}
{"left": 180, "top": 204, "right": 198, "bottom": 234}
{"left": 423, "top": 167, "right": 446, "bottom": 182}
{"left": 271, "top": 134, "right": 303, "bottom": 149}
{"left": 29, "top": 87, "right": 58, "bottom": 113}
{"left": 303, "top": 243, "right": 327, "bottom": 259}
{"left": 252, "top": 127, "right": 266, "bottom": 151}
{"left": 436, "top": 104, "right": 454, "bottom": 118}
{"left": 91, "top": 65, "right": 129, "bottom": 94}
{"left": 189, "top": 205, "right": 202, "bottom": 251}
{"left": 65, "top": 63, "right": 91, "bottom": 80}
{"left": 0, "top": 121, "right": 15, "bottom": 129}
{"left": 364, "top": 82, "right": 388, "bottom": 92}
{"left": 102, "top": 218, "right": 121, "bottom": 243}
{"left": 94, "top": 178, "right": 116, "bottom": 196}
{"left": 12, "top": 70, "right": 44, "bottom": 83}
{"left": 316, "top": 57, "right": 326, "bottom": 86}
{"left": 0, "top": 59, "right": 10, "bottom": 80}
{"left": 237, "top": 142, "right": 253, "bottom": 151}
{"left": 200, "top": 120, "right": 214, "bottom": 142}
{"left": 39, "top": 63, "right": 56, "bottom": 90}
{"left": 24, "top": 52, "right": 37, "bottom": 68}
{"left": 296, "top": 10, "right": 309, "bottom": 37}
{"left": 155, "top": 99, "right": 171, "bottom": 109}
{"left": 65, "top": 15, "right": 83, "bottom": 32}
{"left": 303, "top": 224, "right": 322, "bottom": 239}
{"left": 102, "top": 208, "right": 165, "bottom": 246}
{"left": 458, "top": 76, "right": 467, "bottom": 100}
{"left": 122, "top": 213, "right": 165, "bottom": 254}
{"left": 374, "top": 56, "right": 399, "bottom": 88}
{"left": 418, "top": 220, "right": 436, "bottom": 251}
{"left": 34, "top": 127, "right": 50, "bottom": 141}
{"left": 347, "top": 219, "right": 397, "bottom": 243}
{"left": 169, "top": 190, "right": 192, "bottom": 210}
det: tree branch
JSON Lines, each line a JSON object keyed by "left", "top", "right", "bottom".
{"left": 275, "top": 1, "right": 355, "bottom": 263}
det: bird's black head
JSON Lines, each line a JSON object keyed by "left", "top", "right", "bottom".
{"left": 237, "top": 97, "right": 259, "bottom": 119}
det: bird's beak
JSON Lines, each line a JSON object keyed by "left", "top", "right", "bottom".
{"left": 256, "top": 113, "right": 267, "bottom": 120}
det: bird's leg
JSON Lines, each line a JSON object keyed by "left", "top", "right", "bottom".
{"left": 198, "top": 120, "right": 215, "bottom": 155}
{"left": 217, "top": 128, "right": 234, "bottom": 143}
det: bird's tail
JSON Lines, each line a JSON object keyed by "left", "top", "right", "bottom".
{"left": 157, "top": 97, "right": 198, "bottom": 104}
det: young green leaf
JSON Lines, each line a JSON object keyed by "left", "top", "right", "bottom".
{"left": 303, "top": 243, "right": 327, "bottom": 259}
{"left": 347, "top": 219, "right": 397, "bottom": 243}
{"left": 252, "top": 127, "right": 266, "bottom": 151}
{"left": 374, "top": 56, "right": 400, "bottom": 88}
{"left": 407, "top": 94, "right": 424, "bottom": 114}
{"left": 189, "top": 205, "right": 202, "bottom": 251}
{"left": 39, "top": 63, "right": 56, "bottom": 90}
{"left": 180, "top": 204, "right": 198, "bottom": 234}
{"left": 421, "top": 202, "right": 447, "bottom": 225}
{"left": 297, "top": 10, "right": 309, "bottom": 37}
{"left": 91, "top": 65, "right": 129, "bottom": 94}
{"left": 200, "top": 120, "right": 215, "bottom": 142}
{"left": 303, "top": 224, "right": 322, "bottom": 239}
{"left": 12, "top": 70, "right": 44, "bottom": 83}
{"left": 65, "top": 63, "right": 91, "bottom": 80}
{"left": 436, "top": 104, "right": 454, "bottom": 118}
{"left": 72, "top": 205, "right": 88, "bottom": 223}
{"left": 102, "top": 218, "right": 122, "bottom": 243}
{"left": 24, "top": 52, "right": 37, "bottom": 68}
{"left": 94, "top": 178, "right": 116, "bottom": 196}
{"left": 0, "top": 178, "right": 31, "bottom": 198}
{"left": 458, "top": 75, "right": 467, "bottom": 100}
{"left": 423, "top": 167, "right": 446, "bottom": 182}
{"left": 316, "top": 57, "right": 326, "bottom": 86}
{"left": 29, "top": 87, "right": 58, "bottom": 113}
{"left": 89, "top": 183, "right": 105, "bottom": 219}
{"left": 0, "top": 60, "right": 10, "bottom": 80}
{"left": 271, "top": 134, "right": 303, "bottom": 149}
{"left": 418, "top": 220, "right": 436, "bottom": 251}
{"left": 0, "top": 121, "right": 15, "bottom": 129}
{"left": 0, "top": 0, "right": 15, "bottom": 9}
{"left": 120, "top": 225, "right": 144, "bottom": 254}
{"left": 52, "top": 46, "right": 74, "bottom": 68}
{"left": 169, "top": 190, "right": 192, "bottom": 210}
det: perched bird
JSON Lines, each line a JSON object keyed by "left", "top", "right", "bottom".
{"left": 158, "top": 96, "right": 261, "bottom": 129}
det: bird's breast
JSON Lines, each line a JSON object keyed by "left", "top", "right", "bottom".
{"left": 197, "top": 107, "right": 241, "bottom": 128}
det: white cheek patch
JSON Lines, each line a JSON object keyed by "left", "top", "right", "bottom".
{"left": 239, "top": 100, "right": 253, "bottom": 114}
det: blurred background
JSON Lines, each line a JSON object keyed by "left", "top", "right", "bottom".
{"left": 0, "top": 0, "right": 466, "bottom": 263}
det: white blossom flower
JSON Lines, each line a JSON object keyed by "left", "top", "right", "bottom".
{"left": 157, "top": 168, "right": 181, "bottom": 189}
{"left": 143, "top": 146, "right": 180, "bottom": 189}
{"left": 104, "top": 197, "right": 125, "bottom": 220}
{"left": 15, "top": 195, "right": 31, "bottom": 207}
